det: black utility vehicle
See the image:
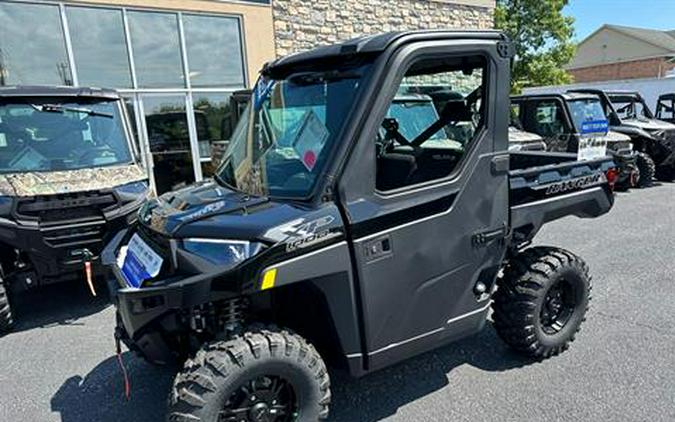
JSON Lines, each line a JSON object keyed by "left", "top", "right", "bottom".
{"left": 103, "top": 31, "right": 616, "bottom": 421}
{"left": 655, "top": 93, "right": 675, "bottom": 124}
{"left": 571, "top": 89, "right": 675, "bottom": 181}
{"left": 512, "top": 92, "right": 647, "bottom": 188}
{"left": 0, "top": 86, "right": 149, "bottom": 332}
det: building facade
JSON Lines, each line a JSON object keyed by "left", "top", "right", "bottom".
{"left": 0, "top": 0, "right": 494, "bottom": 193}
{"left": 568, "top": 24, "right": 675, "bottom": 84}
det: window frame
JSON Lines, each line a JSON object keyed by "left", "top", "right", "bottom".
{"left": 372, "top": 49, "right": 492, "bottom": 197}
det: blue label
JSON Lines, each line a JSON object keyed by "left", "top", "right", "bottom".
{"left": 580, "top": 120, "right": 609, "bottom": 136}
{"left": 121, "top": 250, "right": 151, "bottom": 289}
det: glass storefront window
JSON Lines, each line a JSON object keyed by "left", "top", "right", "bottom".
{"left": 143, "top": 96, "right": 195, "bottom": 194}
{"left": 127, "top": 11, "right": 185, "bottom": 88}
{"left": 192, "top": 93, "right": 233, "bottom": 177}
{"left": 183, "top": 14, "right": 245, "bottom": 88}
{"left": 66, "top": 7, "right": 132, "bottom": 88}
{"left": 0, "top": 2, "right": 72, "bottom": 86}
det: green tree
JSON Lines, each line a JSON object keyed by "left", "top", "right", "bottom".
{"left": 495, "top": 0, "right": 576, "bottom": 93}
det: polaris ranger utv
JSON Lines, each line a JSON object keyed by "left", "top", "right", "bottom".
{"left": 0, "top": 86, "right": 149, "bottom": 332}
{"left": 103, "top": 31, "right": 616, "bottom": 421}
{"left": 571, "top": 89, "right": 675, "bottom": 181}
{"left": 511, "top": 92, "right": 646, "bottom": 188}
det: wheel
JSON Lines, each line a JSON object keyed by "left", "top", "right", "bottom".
{"left": 0, "top": 275, "right": 14, "bottom": 334}
{"left": 492, "top": 247, "right": 591, "bottom": 359}
{"left": 635, "top": 152, "right": 656, "bottom": 187}
{"left": 168, "top": 326, "right": 331, "bottom": 422}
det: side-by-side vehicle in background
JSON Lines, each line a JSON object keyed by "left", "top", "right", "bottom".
{"left": 655, "top": 93, "right": 675, "bottom": 124}
{"left": 0, "top": 86, "right": 149, "bottom": 332}
{"left": 511, "top": 92, "right": 646, "bottom": 188}
{"left": 103, "top": 31, "right": 616, "bottom": 421}
{"left": 570, "top": 89, "right": 675, "bottom": 182}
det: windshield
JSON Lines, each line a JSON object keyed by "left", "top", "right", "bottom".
{"left": 216, "top": 64, "right": 370, "bottom": 198}
{"left": 0, "top": 99, "right": 132, "bottom": 173}
{"left": 609, "top": 96, "right": 652, "bottom": 120}
{"left": 568, "top": 99, "right": 607, "bottom": 132}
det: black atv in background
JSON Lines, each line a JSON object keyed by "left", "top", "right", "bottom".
{"left": 103, "top": 31, "right": 617, "bottom": 421}
{"left": 0, "top": 86, "right": 149, "bottom": 332}
{"left": 655, "top": 93, "right": 675, "bottom": 124}
{"left": 511, "top": 92, "right": 647, "bottom": 188}
{"left": 571, "top": 89, "right": 675, "bottom": 182}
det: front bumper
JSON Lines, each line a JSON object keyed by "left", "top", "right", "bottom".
{"left": 609, "top": 151, "right": 638, "bottom": 187}
{"left": 102, "top": 229, "right": 228, "bottom": 363}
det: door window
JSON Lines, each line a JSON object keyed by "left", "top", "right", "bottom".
{"left": 375, "top": 55, "right": 487, "bottom": 191}
{"left": 533, "top": 101, "right": 566, "bottom": 138}
{"left": 143, "top": 96, "right": 195, "bottom": 194}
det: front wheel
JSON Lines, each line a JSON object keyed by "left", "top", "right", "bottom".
{"left": 168, "top": 326, "right": 331, "bottom": 422}
{"left": 492, "top": 247, "right": 591, "bottom": 359}
{"left": 0, "top": 275, "right": 14, "bottom": 334}
{"left": 635, "top": 152, "right": 656, "bottom": 188}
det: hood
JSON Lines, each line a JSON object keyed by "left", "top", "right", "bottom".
{"left": 140, "top": 180, "right": 345, "bottom": 246}
{"left": 0, "top": 164, "right": 146, "bottom": 197}
{"left": 621, "top": 118, "right": 675, "bottom": 132}
{"left": 602, "top": 130, "right": 632, "bottom": 143}
{"left": 508, "top": 127, "right": 543, "bottom": 143}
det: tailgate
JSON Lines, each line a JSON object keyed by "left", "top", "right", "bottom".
{"left": 508, "top": 153, "right": 615, "bottom": 243}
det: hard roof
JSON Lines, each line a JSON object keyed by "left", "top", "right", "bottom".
{"left": 512, "top": 92, "right": 599, "bottom": 101}
{"left": 0, "top": 85, "right": 120, "bottom": 100}
{"left": 264, "top": 30, "right": 506, "bottom": 76}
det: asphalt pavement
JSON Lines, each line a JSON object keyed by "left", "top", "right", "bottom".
{"left": 1, "top": 183, "right": 674, "bottom": 422}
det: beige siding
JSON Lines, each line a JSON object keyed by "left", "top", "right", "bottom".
{"left": 570, "top": 27, "right": 669, "bottom": 69}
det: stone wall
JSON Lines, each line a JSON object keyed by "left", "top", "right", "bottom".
{"left": 271, "top": 0, "right": 495, "bottom": 57}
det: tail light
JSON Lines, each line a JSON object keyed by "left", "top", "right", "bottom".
{"left": 605, "top": 168, "right": 619, "bottom": 192}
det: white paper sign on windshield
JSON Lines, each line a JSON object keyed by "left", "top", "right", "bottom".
{"left": 578, "top": 120, "right": 609, "bottom": 161}
{"left": 292, "top": 111, "right": 330, "bottom": 171}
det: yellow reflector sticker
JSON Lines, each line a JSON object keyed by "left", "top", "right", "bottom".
{"left": 261, "top": 269, "right": 277, "bottom": 290}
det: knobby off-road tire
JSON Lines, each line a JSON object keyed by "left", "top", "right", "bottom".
{"left": 635, "top": 152, "right": 656, "bottom": 188}
{"left": 492, "top": 247, "right": 591, "bottom": 359}
{"left": 0, "top": 275, "right": 14, "bottom": 334}
{"left": 168, "top": 326, "right": 331, "bottom": 422}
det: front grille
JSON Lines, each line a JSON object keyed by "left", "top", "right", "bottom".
{"left": 608, "top": 140, "right": 633, "bottom": 154}
{"left": 41, "top": 217, "right": 106, "bottom": 249}
{"left": 16, "top": 191, "right": 119, "bottom": 256}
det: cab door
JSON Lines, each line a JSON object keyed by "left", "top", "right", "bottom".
{"left": 338, "top": 40, "right": 511, "bottom": 372}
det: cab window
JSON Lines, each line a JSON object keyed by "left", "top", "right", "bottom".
{"left": 533, "top": 101, "right": 566, "bottom": 138}
{"left": 375, "top": 55, "right": 487, "bottom": 191}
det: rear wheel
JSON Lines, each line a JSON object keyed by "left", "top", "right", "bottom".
{"left": 492, "top": 247, "right": 591, "bottom": 359}
{"left": 635, "top": 152, "right": 656, "bottom": 188}
{"left": 0, "top": 275, "right": 14, "bottom": 334}
{"left": 168, "top": 326, "right": 331, "bottom": 422}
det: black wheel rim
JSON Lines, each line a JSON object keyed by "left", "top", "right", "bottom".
{"left": 539, "top": 278, "right": 576, "bottom": 335}
{"left": 218, "top": 375, "right": 298, "bottom": 422}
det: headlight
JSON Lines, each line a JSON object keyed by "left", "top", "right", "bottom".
{"left": 116, "top": 181, "right": 150, "bottom": 202}
{"left": 182, "top": 238, "right": 264, "bottom": 266}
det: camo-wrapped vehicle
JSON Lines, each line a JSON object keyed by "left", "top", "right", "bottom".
{"left": 512, "top": 92, "right": 645, "bottom": 188}
{"left": 570, "top": 89, "right": 675, "bottom": 182}
{"left": 0, "top": 86, "right": 150, "bottom": 332}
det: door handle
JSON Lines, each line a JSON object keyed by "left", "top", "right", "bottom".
{"left": 364, "top": 236, "right": 392, "bottom": 262}
{"left": 472, "top": 223, "right": 508, "bottom": 247}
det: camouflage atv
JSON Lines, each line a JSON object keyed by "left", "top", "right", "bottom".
{"left": 0, "top": 86, "right": 150, "bottom": 332}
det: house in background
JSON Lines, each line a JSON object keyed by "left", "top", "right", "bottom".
{"left": 568, "top": 24, "right": 675, "bottom": 83}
